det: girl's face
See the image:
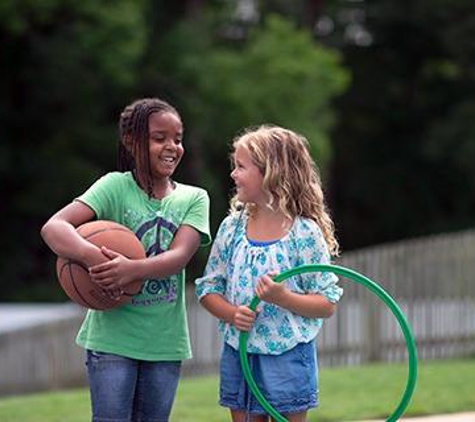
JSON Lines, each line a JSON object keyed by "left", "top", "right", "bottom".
{"left": 231, "top": 145, "right": 265, "bottom": 205}
{"left": 147, "top": 111, "right": 184, "bottom": 180}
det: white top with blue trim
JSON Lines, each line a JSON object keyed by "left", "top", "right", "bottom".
{"left": 195, "top": 212, "right": 343, "bottom": 355}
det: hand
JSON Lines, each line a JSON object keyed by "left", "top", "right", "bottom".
{"left": 233, "top": 305, "right": 257, "bottom": 331}
{"left": 255, "top": 272, "right": 288, "bottom": 306}
{"left": 88, "top": 246, "right": 138, "bottom": 291}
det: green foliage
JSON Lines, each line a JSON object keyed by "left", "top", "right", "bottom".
{"left": 0, "top": 2, "right": 349, "bottom": 301}
{"left": 322, "top": 0, "right": 475, "bottom": 249}
{"left": 183, "top": 14, "right": 348, "bottom": 162}
{"left": 0, "top": 0, "right": 146, "bottom": 299}
{"left": 7, "top": 0, "right": 474, "bottom": 300}
{"left": 169, "top": 13, "right": 349, "bottom": 226}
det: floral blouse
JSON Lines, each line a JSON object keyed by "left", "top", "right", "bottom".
{"left": 195, "top": 211, "right": 343, "bottom": 355}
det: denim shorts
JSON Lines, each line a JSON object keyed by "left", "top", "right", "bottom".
{"left": 86, "top": 350, "right": 181, "bottom": 422}
{"left": 219, "top": 341, "right": 318, "bottom": 416}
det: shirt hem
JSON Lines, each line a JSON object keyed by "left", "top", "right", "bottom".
{"left": 76, "top": 339, "right": 192, "bottom": 362}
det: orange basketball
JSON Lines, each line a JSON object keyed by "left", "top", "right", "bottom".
{"left": 56, "top": 220, "right": 146, "bottom": 310}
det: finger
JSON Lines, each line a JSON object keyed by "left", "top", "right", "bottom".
{"left": 235, "top": 316, "right": 254, "bottom": 330}
{"left": 260, "top": 275, "right": 272, "bottom": 286}
{"left": 90, "top": 270, "right": 116, "bottom": 281}
{"left": 240, "top": 306, "right": 256, "bottom": 317}
{"left": 101, "top": 246, "right": 120, "bottom": 259}
{"left": 92, "top": 276, "right": 116, "bottom": 287}
{"left": 239, "top": 311, "right": 256, "bottom": 323}
{"left": 89, "top": 261, "right": 113, "bottom": 273}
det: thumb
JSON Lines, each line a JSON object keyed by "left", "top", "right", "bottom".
{"left": 101, "top": 246, "right": 119, "bottom": 259}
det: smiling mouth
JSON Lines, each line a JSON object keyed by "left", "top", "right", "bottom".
{"left": 161, "top": 157, "right": 176, "bottom": 164}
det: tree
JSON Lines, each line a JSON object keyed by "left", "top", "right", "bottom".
{"left": 169, "top": 13, "right": 350, "bottom": 227}
{"left": 0, "top": 0, "right": 146, "bottom": 299}
{"left": 316, "top": 0, "right": 475, "bottom": 249}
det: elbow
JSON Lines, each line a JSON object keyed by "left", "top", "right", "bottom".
{"left": 322, "top": 302, "right": 336, "bottom": 318}
{"left": 40, "top": 221, "right": 51, "bottom": 242}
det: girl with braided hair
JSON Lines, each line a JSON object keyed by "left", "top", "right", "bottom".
{"left": 41, "top": 98, "right": 210, "bottom": 421}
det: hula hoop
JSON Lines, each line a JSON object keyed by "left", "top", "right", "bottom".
{"left": 238, "top": 264, "right": 418, "bottom": 422}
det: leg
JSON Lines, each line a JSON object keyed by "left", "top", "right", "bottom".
{"left": 231, "top": 409, "right": 269, "bottom": 422}
{"left": 132, "top": 360, "right": 182, "bottom": 422}
{"left": 86, "top": 350, "right": 138, "bottom": 422}
{"left": 280, "top": 411, "right": 308, "bottom": 422}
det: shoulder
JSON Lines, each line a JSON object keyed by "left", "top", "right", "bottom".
{"left": 293, "top": 217, "right": 323, "bottom": 236}
{"left": 174, "top": 182, "right": 209, "bottom": 201}
{"left": 93, "top": 171, "right": 132, "bottom": 187}
{"left": 215, "top": 211, "right": 245, "bottom": 238}
{"left": 81, "top": 171, "right": 133, "bottom": 196}
{"left": 224, "top": 210, "right": 246, "bottom": 230}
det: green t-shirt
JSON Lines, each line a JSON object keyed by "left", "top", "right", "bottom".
{"left": 75, "top": 171, "right": 211, "bottom": 361}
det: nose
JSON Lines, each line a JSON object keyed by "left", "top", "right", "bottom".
{"left": 231, "top": 168, "right": 237, "bottom": 179}
{"left": 164, "top": 137, "right": 176, "bottom": 149}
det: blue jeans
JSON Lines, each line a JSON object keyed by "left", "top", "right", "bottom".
{"left": 86, "top": 350, "right": 182, "bottom": 422}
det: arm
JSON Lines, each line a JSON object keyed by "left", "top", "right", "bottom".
{"left": 259, "top": 219, "right": 342, "bottom": 318}
{"left": 200, "top": 293, "right": 257, "bottom": 331}
{"left": 40, "top": 201, "right": 105, "bottom": 267}
{"left": 195, "top": 215, "right": 256, "bottom": 330}
{"left": 256, "top": 274, "right": 335, "bottom": 318}
{"left": 89, "top": 224, "right": 201, "bottom": 290}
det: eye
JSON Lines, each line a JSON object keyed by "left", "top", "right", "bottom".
{"left": 150, "top": 134, "right": 165, "bottom": 142}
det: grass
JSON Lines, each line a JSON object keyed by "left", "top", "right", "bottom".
{"left": 0, "top": 358, "right": 473, "bottom": 421}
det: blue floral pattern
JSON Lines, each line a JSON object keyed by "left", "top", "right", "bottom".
{"left": 195, "top": 212, "right": 343, "bottom": 355}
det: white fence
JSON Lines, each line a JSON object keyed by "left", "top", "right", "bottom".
{"left": 185, "top": 228, "right": 475, "bottom": 372}
{"left": 1, "top": 229, "right": 474, "bottom": 396}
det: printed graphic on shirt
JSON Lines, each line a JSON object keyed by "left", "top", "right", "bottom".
{"left": 125, "top": 211, "right": 179, "bottom": 306}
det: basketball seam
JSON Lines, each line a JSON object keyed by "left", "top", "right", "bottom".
{"left": 67, "top": 260, "right": 103, "bottom": 310}
{"left": 81, "top": 227, "right": 134, "bottom": 240}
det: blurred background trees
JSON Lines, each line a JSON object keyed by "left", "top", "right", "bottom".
{"left": 1, "top": 0, "right": 473, "bottom": 301}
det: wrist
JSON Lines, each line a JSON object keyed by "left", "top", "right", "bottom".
{"left": 80, "top": 243, "right": 104, "bottom": 267}
{"left": 132, "top": 258, "right": 148, "bottom": 281}
{"left": 274, "top": 289, "right": 292, "bottom": 309}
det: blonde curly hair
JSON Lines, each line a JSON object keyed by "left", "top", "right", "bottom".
{"left": 230, "top": 125, "right": 339, "bottom": 256}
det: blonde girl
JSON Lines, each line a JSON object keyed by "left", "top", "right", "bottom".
{"left": 196, "top": 125, "right": 343, "bottom": 422}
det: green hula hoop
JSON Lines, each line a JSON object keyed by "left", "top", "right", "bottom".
{"left": 238, "top": 264, "right": 418, "bottom": 422}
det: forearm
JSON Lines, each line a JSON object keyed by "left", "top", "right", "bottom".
{"left": 41, "top": 220, "right": 101, "bottom": 264}
{"left": 275, "top": 291, "right": 336, "bottom": 318}
{"left": 134, "top": 246, "right": 196, "bottom": 281}
{"left": 200, "top": 293, "right": 237, "bottom": 324}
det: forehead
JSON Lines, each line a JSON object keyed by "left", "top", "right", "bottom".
{"left": 233, "top": 144, "right": 252, "bottom": 161}
{"left": 148, "top": 111, "right": 182, "bottom": 132}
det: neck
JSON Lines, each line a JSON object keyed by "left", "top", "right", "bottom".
{"left": 252, "top": 205, "right": 291, "bottom": 226}
{"left": 151, "top": 177, "right": 174, "bottom": 199}
{"left": 247, "top": 205, "right": 293, "bottom": 241}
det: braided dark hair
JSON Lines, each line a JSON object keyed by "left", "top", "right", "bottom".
{"left": 118, "top": 98, "right": 181, "bottom": 197}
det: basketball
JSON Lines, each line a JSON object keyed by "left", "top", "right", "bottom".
{"left": 56, "top": 220, "right": 146, "bottom": 310}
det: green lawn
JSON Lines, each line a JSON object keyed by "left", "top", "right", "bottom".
{"left": 0, "top": 359, "right": 473, "bottom": 422}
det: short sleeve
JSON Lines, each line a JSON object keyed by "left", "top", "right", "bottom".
{"left": 75, "top": 172, "right": 123, "bottom": 220}
{"left": 292, "top": 219, "right": 343, "bottom": 304}
{"left": 182, "top": 188, "right": 211, "bottom": 246}
{"left": 195, "top": 215, "right": 236, "bottom": 301}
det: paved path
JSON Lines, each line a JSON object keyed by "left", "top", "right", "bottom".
{"left": 355, "top": 412, "right": 475, "bottom": 421}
